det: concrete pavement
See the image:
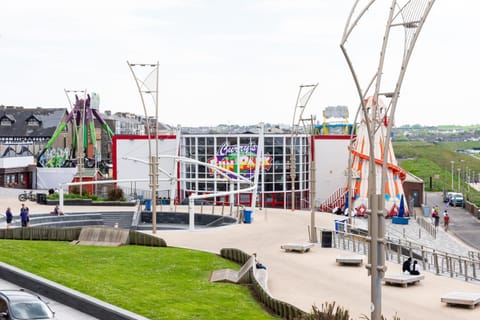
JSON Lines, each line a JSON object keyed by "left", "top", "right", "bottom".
{"left": 156, "top": 207, "right": 480, "bottom": 320}
{"left": 1, "top": 188, "right": 480, "bottom": 319}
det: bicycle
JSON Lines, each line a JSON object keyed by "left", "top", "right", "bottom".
{"left": 18, "top": 191, "right": 36, "bottom": 202}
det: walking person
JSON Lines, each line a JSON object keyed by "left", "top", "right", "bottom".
{"left": 433, "top": 212, "right": 440, "bottom": 230}
{"left": 5, "top": 207, "right": 13, "bottom": 229}
{"left": 20, "top": 203, "right": 29, "bottom": 227}
{"left": 444, "top": 212, "right": 450, "bottom": 231}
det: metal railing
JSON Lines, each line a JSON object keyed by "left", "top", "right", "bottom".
{"left": 317, "top": 228, "right": 480, "bottom": 284}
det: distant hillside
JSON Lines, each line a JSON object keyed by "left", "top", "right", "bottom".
{"left": 394, "top": 140, "right": 480, "bottom": 205}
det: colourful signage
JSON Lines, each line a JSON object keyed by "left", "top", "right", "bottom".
{"left": 208, "top": 143, "right": 272, "bottom": 179}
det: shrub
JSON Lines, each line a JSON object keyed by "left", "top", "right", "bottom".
{"left": 108, "top": 186, "right": 125, "bottom": 201}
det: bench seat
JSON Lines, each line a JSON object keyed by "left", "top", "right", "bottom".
{"left": 336, "top": 254, "right": 364, "bottom": 266}
{"left": 441, "top": 292, "right": 480, "bottom": 308}
{"left": 281, "top": 242, "right": 314, "bottom": 253}
{"left": 383, "top": 273, "right": 424, "bottom": 287}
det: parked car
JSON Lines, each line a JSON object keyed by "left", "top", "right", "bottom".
{"left": 0, "top": 289, "right": 55, "bottom": 319}
{"left": 449, "top": 193, "right": 464, "bottom": 207}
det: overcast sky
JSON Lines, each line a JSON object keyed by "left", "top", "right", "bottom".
{"left": 0, "top": 1, "right": 478, "bottom": 127}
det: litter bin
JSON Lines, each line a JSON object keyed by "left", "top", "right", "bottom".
{"left": 321, "top": 230, "right": 333, "bottom": 248}
{"left": 423, "top": 206, "right": 430, "bottom": 217}
{"left": 244, "top": 208, "right": 252, "bottom": 224}
{"left": 36, "top": 193, "right": 47, "bottom": 205}
{"left": 145, "top": 199, "right": 152, "bottom": 211}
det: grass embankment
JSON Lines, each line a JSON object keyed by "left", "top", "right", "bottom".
{"left": 0, "top": 240, "right": 276, "bottom": 320}
{"left": 394, "top": 141, "right": 480, "bottom": 205}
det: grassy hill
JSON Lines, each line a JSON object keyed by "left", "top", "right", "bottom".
{"left": 393, "top": 140, "right": 480, "bottom": 205}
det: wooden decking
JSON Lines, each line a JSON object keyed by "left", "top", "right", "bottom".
{"left": 209, "top": 256, "right": 255, "bottom": 284}
{"left": 72, "top": 226, "right": 130, "bottom": 246}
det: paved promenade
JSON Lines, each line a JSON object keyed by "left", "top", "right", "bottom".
{"left": 157, "top": 207, "right": 480, "bottom": 320}
{"left": 1, "top": 188, "right": 479, "bottom": 320}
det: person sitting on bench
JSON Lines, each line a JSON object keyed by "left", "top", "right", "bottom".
{"left": 50, "top": 205, "right": 63, "bottom": 216}
{"left": 410, "top": 260, "right": 420, "bottom": 275}
{"left": 402, "top": 257, "right": 412, "bottom": 273}
{"left": 253, "top": 253, "right": 267, "bottom": 270}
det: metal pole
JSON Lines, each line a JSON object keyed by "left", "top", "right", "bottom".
{"left": 152, "top": 61, "right": 159, "bottom": 234}
{"left": 451, "top": 161, "right": 454, "bottom": 191}
{"left": 458, "top": 168, "right": 461, "bottom": 193}
{"left": 308, "top": 116, "right": 317, "bottom": 242}
{"left": 127, "top": 61, "right": 155, "bottom": 234}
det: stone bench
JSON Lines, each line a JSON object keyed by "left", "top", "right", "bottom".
{"left": 336, "top": 254, "right": 364, "bottom": 266}
{"left": 281, "top": 242, "right": 314, "bottom": 253}
{"left": 383, "top": 273, "right": 424, "bottom": 287}
{"left": 253, "top": 268, "right": 269, "bottom": 292}
{"left": 441, "top": 292, "right": 480, "bottom": 309}
{"left": 209, "top": 256, "right": 254, "bottom": 284}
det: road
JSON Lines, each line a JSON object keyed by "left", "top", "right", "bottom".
{"left": 425, "top": 191, "right": 480, "bottom": 251}
{"left": 0, "top": 278, "right": 98, "bottom": 319}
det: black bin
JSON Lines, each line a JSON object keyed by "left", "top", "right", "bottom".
{"left": 321, "top": 230, "right": 333, "bottom": 248}
{"left": 36, "top": 193, "right": 47, "bottom": 204}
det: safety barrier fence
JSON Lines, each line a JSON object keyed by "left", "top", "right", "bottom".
{"left": 316, "top": 228, "right": 480, "bottom": 284}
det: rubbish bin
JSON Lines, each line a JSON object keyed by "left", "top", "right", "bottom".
{"left": 423, "top": 206, "right": 430, "bottom": 217}
{"left": 145, "top": 199, "right": 152, "bottom": 211}
{"left": 321, "top": 230, "right": 333, "bottom": 248}
{"left": 244, "top": 208, "right": 253, "bottom": 224}
{"left": 36, "top": 193, "right": 47, "bottom": 205}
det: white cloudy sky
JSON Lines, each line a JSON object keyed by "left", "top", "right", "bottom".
{"left": 0, "top": 0, "right": 478, "bottom": 127}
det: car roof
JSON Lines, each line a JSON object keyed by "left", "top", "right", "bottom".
{"left": 0, "top": 290, "right": 42, "bottom": 302}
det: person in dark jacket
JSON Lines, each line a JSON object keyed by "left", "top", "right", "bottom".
{"left": 5, "top": 207, "right": 13, "bottom": 229}
{"left": 20, "top": 204, "right": 29, "bottom": 227}
{"left": 402, "top": 257, "right": 411, "bottom": 273}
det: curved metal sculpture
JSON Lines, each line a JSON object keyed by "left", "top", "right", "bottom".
{"left": 340, "top": 1, "right": 436, "bottom": 319}
{"left": 37, "top": 92, "right": 114, "bottom": 167}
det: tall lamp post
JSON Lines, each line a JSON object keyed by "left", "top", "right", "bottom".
{"left": 290, "top": 84, "right": 317, "bottom": 212}
{"left": 460, "top": 159, "right": 465, "bottom": 193}
{"left": 340, "top": 2, "right": 436, "bottom": 319}
{"left": 127, "top": 61, "right": 160, "bottom": 234}
{"left": 450, "top": 160, "right": 455, "bottom": 191}
{"left": 457, "top": 168, "right": 461, "bottom": 193}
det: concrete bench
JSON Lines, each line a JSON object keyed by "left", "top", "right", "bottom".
{"left": 209, "top": 256, "right": 254, "bottom": 284}
{"left": 441, "top": 292, "right": 480, "bottom": 309}
{"left": 383, "top": 273, "right": 424, "bottom": 287}
{"left": 281, "top": 242, "right": 314, "bottom": 253}
{"left": 253, "top": 268, "right": 269, "bottom": 292}
{"left": 336, "top": 254, "right": 364, "bottom": 266}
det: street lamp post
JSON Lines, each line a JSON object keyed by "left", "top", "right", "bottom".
{"left": 450, "top": 161, "right": 454, "bottom": 191}
{"left": 460, "top": 160, "right": 465, "bottom": 193}
{"left": 457, "top": 168, "right": 461, "bottom": 192}
{"left": 127, "top": 61, "right": 160, "bottom": 234}
{"left": 340, "top": 2, "right": 436, "bottom": 319}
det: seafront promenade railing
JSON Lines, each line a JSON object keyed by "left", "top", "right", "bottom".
{"left": 319, "top": 228, "right": 480, "bottom": 284}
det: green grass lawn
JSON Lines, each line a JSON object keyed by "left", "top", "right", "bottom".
{"left": 0, "top": 240, "right": 277, "bottom": 320}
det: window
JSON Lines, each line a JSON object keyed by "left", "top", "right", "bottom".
{"left": 0, "top": 118, "right": 11, "bottom": 126}
{"left": 27, "top": 117, "right": 40, "bottom": 126}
